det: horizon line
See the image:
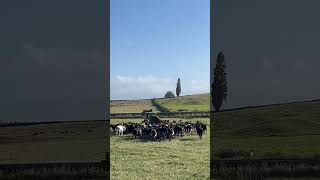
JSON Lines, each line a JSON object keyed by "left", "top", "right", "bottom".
{"left": 110, "top": 92, "right": 210, "bottom": 101}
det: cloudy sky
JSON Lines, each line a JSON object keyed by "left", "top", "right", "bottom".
{"left": 0, "top": 1, "right": 107, "bottom": 121}
{"left": 214, "top": 0, "right": 320, "bottom": 109}
{"left": 110, "top": 0, "right": 210, "bottom": 100}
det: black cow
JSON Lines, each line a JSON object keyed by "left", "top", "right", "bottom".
{"left": 184, "top": 124, "right": 193, "bottom": 135}
{"left": 110, "top": 124, "right": 118, "bottom": 132}
{"left": 202, "top": 123, "right": 207, "bottom": 134}
{"left": 150, "top": 128, "right": 157, "bottom": 141}
{"left": 132, "top": 127, "right": 143, "bottom": 138}
{"left": 174, "top": 125, "right": 184, "bottom": 137}
{"left": 195, "top": 122, "right": 204, "bottom": 139}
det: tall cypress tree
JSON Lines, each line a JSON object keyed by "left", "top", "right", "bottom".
{"left": 211, "top": 50, "right": 228, "bottom": 111}
{"left": 176, "top": 78, "right": 181, "bottom": 97}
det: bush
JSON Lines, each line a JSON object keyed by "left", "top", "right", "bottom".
{"left": 164, "top": 91, "right": 175, "bottom": 98}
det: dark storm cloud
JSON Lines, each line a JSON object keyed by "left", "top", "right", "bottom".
{"left": 0, "top": 1, "right": 107, "bottom": 121}
{"left": 213, "top": 0, "right": 320, "bottom": 109}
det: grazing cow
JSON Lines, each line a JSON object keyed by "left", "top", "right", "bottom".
{"left": 115, "top": 125, "right": 125, "bottom": 136}
{"left": 202, "top": 123, "right": 207, "bottom": 134}
{"left": 112, "top": 119, "right": 206, "bottom": 141}
{"left": 110, "top": 124, "right": 118, "bottom": 132}
{"left": 174, "top": 125, "right": 184, "bottom": 137}
{"left": 150, "top": 129, "right": 157, "bottom": 141}
{"left": 132, "top": 127, "right": 143, "bottom": 138}
{"left": 167, "top": 128, "right": 175, "bottom": 140}
{"left": 195, "top": 122, "right": 204, "bottom": 139}
{"left": 185, "top": 124, "right": 193, "bottom": 135}
{"left": 159, "top": 126, "right": 168, "bottom": 140}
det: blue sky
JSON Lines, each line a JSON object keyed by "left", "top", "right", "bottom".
{"left": 111, "top": 0, "right": 210, "bottom": 100}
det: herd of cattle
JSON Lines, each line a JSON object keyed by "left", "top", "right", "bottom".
{"left": 110, "top": 120, "right": 207, "bottom": 140}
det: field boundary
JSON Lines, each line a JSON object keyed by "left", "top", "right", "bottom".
{"left": 110, "top": 111, "right": 210, "bottom": 119}
{"left": 151, "top": 98, "right": 170, "bottom": 112}
{"left": 0, "top": 120, "right": 108, "bottom": 127}
{"left": 0, "top": 161, "right": 109, "bottom": 179}
{"left": 213, "top": 99, "right": 320, "bottom": 113}
{"left": 212, "top": 159, "right": 320, "bottom": 178}
{"left": 110, "top": 93, "right": 209, "bottom": 102}
{"left": 111, "top": 99, "right": 320, "bottom": 119}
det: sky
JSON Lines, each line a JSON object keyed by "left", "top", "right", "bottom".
{"left": 0, "top": 1, "right": 107, "bottom": 121}
{"left": 110, "top": 0, "right": 210, "bottom": 100}
{"left": 214, "top": 0, "right": 320, "bottom": 109}
{"left": 2, "top": 0, "right": 319, "bottom": 121}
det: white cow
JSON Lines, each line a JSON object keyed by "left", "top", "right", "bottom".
{"left": 115, "top": 125, "right": 126, "bottom": 136}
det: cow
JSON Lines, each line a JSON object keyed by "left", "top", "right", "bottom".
{"left": 115, "top": 124, "right": 126, "bottom": 136}
{"left": 167, "top": 127, "right": 175, "bottom": 140}
{"left": 202, "top": 123, "right": 207, "bottom": 134}
{"left": 174, "top": 125, "right": 184, "bottom": 137}
{"left": 184, "top": 123, "right": 193, "bottom": 135}
{"left": 195, "top": 121, "right": 204, "bottom": 139}
{"left": 132, "top": 127, "right": 143, "bottom": 138}
{"left": 110, "top": 124, "right": 118, "bottom": 132}
{"left": 150, "top": 128, "right": 157, "bottom": 141}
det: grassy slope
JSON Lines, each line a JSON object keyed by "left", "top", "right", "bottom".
{"left": 110, "top": 99, "right": 159, "bottom": 113}
{"left": 0, "top": 121, "right": 107, "bottom": 163}
{"left": 213, "top": 100, "right": 320, "bottom": 159}
{"left": 110, "top": 118, "right": 210, "bottom": 180}
{"left": 155, "top": 94, "right": 210, "bottom": 112}
{"left": 111, "top": 93, "right": 210, "bottom": 113}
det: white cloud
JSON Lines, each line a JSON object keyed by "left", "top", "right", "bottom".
{"left": 189, "top": 80, "right": 210, "bottom": 94}
{"left": 111, "top": 75, "right": 209, "bottom": 100}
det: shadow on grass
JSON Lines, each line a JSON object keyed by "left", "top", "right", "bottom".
{"left": 111, "top": 133, "right": 200, "bottom": 143}
{"left": 179, "top": 137, "right": 197, "bottom": 141}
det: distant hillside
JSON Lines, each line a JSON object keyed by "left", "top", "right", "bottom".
{"left": 110, "top": 93, "right": 210, "bottom": 113}
{"left": 213, "top": 99, "right": 320, "bottom": 159}
{"left": 110, "top": 99, "right": 159, "bottom": 113}
{"left": 154, "top": 93, "right": 210, "bottom": 112}
{"left": 213, "top": 99, "right": 320, "bottom": 137}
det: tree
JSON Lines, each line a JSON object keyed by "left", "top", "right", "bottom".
{"left": 176, "top": 78, "right": 181, "bottom": 97}
{"left": 211, "top": 50, "right": 228, "bottom": 111}
{"left": 164, "top": 91, "right": 175, "bottom": 98}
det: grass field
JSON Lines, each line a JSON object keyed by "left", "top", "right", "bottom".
{"left": 111, "top": 99, "right": 159, "bottom": 113}
{"left": 0, "top": 121, "right": 107, "bottom": 164}
{"left": 213, "top": 100, "right": 320, "bottom": 159}
{"left": 111, "top": 93, "right": 210, "bottom": 113}
{"left": 110, "top": 118, "right": 210, "bottom": 180}
{"left": 155, "top": 94, "right": 210, "bottom": 112}
{"left": 1, "top": 97, "right": 319, "bottom": 178}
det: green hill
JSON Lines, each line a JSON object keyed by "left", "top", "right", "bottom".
{"left": 214, "top": 100, "right": 320, "bottom": 137}
{"left": 213, "top": 100, "right": 320, "bottom": 159}
{"left": 154, "top": 93, "right": 210, "bottom": 112}
{"left": 110, "top": 93, "right": 210, "bottom": 113}
{"left": 110, "top": 99, "right": 159, "bottom": 113}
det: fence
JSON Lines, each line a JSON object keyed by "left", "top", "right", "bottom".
{"left": 110, "top": 111, "right": 210, "bottom": 119}
{"left": 212, "top": 159, "right": 320, "bottom": 179}
{"left": 0, "top": 161, "right": 109, "bottom": 179}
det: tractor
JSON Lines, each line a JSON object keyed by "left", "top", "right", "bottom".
{"left": 143, "top": 112, "right": 161, "bottom": 124}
